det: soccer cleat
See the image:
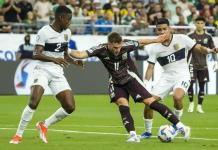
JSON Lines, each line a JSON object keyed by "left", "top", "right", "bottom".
{"left": 197, "top": 105, "right": 205, "bottom": 113}
{"left": 9, "top": 135, "right": 22, "bottom": 144}
{"left": 36, "top": 121, "right": 48, "bottom": 143}
{"left": 179, "top": 126, "right": 191, "bottom": 142}
{"left": 127, "top": 134, "right": 140, "bottom": 143}
{"left": 140, "top": 132, "right": 152, "bottom": 139}
{"left": 187, "top": 102, "right": 194, "bottom": 112}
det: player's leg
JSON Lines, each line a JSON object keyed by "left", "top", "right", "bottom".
{"left": 187, "top": 81, "right": 195, "bottom": 112}
{"left": 196, "top": 69, "right": 209, "bottom": 113}
{"left": 173, "top": 78, "right": 190, "bottom": 119}
{"left": 10, "top": 69, "right": 47, "bottom": 144}
{"left": 173, "top": 88, "right": 185, "bottom": 120}
{"left": 141, "top": 105, "right": 153, "bottom": 138}
{"left": 126, "top": 77, "right": 190, "bottom": 141}
{"left": 109, "top": 81, "right": 139, "bottom": 142}
{"left": 141, "top": 77, "right": 172, "bottom": 138}
{"left": 197, "top": 81, "right": 206, "bottom": 113}
{"left": 188, "top": 64, "right": 196, "bottom": 112}
{"left": 143, "top": 97, "right": 190, "bottom": 141}
{"left": 36, "top": 75, "right": 73, "bottom": 143}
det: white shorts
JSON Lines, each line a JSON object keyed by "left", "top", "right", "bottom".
{"left": 151, "top": 76, "right": 190, "bottom": 100}
{"left": 32, "top": 67, "right": 71, "bottom": 95}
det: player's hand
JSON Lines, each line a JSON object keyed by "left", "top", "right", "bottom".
{"left": 213, "top": 61, "right": 218, "bottom": 72}
{"left": 212, "top": 48, "right": 218, "bottom": 53}
{"left": 156, "top": 33, "right": 168, "bottom": 43}
{"left": 74, "top": 60, "right": 84, "bottom": 69}
{"left": 53, "top": 57, "right": 69, "bottom": 68}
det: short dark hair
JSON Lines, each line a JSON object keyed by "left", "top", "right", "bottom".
{"left": 195, "top": 16, "right": 206, "bottom": 23}
{"left": 156, "top": 18, "right": 170, "bottom": 26}
{"left": 55, "top": 6, "right": 72, "bottom": 18}
{"left": 107, "top": 32, "right": 122, "bottom": 43}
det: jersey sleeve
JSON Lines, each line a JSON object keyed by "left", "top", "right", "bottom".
{"left": 181, "top": 34, "right": 196, "bottom": 51}
{"left": 146, "top": 44, "right": 157, "bottom": 64}
{"left": 35, "top": 28, "right": 46, "bottom": 46}
{"left": 208, "top": 35, "right": 215, "bottom": 49}
{"left": 124, "top": 39, "right": 140, "bottom": 52}
{"left": 86, "top": 45, "right": 104, "bottom": 57}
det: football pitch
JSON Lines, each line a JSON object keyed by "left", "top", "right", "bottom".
{"left": 0, "top": 95, "right": 217, "bottom": 150}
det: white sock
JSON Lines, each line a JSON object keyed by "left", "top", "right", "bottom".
{"left": 144, "top": 119, "right": 153, "bottom": 133}
{"left": 174, "top": 109, "right": 183, "bottom": 120}
{"left": 16, "top": 105, "right": 35, "bottom": 137}
{"left": 129, "top": 131, "right": 137, "bottom": 136}
{"left": 175, "top": 122, "right": 185, "bottom": 129}
{"left": 44, "top": 107, "right": 70, "bottom": 128}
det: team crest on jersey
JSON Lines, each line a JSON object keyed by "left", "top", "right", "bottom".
{"left": 64, "top": 34, "right": 68, "bottom": 41}
{"left": 122, "top": 53, "right": 127, "bottom": 59}
{"left": 173, "top": 43, "right": 180, "bottom": 51}
{"left": 203, "top": 38, "right": 208, "bottom": 44}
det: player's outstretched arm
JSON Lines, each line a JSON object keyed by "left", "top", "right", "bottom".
{"left": 137, "top": 33, "right": 167, "bottom": 47}
{"left": 64, "top": 52, "right": 84, "bottom": 68}
{"left": 194, "top": 44, "right": 218, "bottom": 54}
{"left": 68, "top": 49, "right": 89, "bottom": 59}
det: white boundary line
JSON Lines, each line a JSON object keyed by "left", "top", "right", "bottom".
{"left": 1, "top": 127, "right": 218, "bottom": 141}
{"left": 1, "top": 124, "right": 218, "bottom": 130}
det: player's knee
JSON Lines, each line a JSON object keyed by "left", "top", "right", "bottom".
{"left": 173, "top": 95, "right": 183, "bottom": 103}
{"left": 64, "top": 105, "right": 75, "bottom": 114}
{"left": 28, "top": 95, "right": 40, "bottom": 109}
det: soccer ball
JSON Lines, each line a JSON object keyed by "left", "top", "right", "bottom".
{"left": 157, "top": 124, "right": 176, "bottom": 142}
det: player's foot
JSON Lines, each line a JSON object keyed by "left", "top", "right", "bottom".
{"left": 9, "top": 135, "right": 22, "bottom": 144}
{"left": 188, "top": 102, "right": 194, "bottom": 112}
{"left": 36, "top": 121, "right": 48, "bottom": 143}
{"left": 140, "top": 132, "right": 152, "bottom": 139}
{"left": 197, "top": 105, "right": 204, "bottom": 113}
{"left": 178, "top": 126, "right": 191, "bottom": 142}
{"left": 127, "top": 134, "right": 140, "bottom": 143}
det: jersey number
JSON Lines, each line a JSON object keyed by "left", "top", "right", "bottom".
{"left": 181, "top": 81, "right": 189, "bottom": 89}
{"left": 114, "top": 62, "right": 119, "bottom": 71}
{"left": 167, "top": 54, "right": 176, "bottom": 63}
{"left": 54, "top": 43, "right": 61, "bottom": 52}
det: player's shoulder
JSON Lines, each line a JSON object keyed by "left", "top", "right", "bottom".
{"left": 187, "top": 31, "right": 195, "bottom": 36}
{"left": 90, "top": 43, "right": 107, "bottom": 51}
{"left": 204, "top": 31, "right": 213, "bottom": 38}
{"left": 38, "top": 25, "right": 51, "bottom": 33}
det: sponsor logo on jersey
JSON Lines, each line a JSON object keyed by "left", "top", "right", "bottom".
{"left": 64, "top": 34, "right": 68, "bottom": 41}
{"left": 203, "top": 38, "right": 208, "bottom": 44}
{"left": 173, "top": 43, "right": 180, "bottom": 51}
{"left": 122, "top": 53, "right": 127, "bottom": 59}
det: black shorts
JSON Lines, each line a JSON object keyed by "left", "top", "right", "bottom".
{"left": 189, "top": 64, "right": 209, "bottom": 82}
{"left": 108, "top": 78, "right": 152, "bottom": 103}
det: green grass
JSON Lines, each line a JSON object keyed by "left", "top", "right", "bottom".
{"left": 0, "top": 95, "right": 218, "bottom": 150}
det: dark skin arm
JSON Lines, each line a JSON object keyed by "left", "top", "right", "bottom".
{"left": 33, "top": 45, "right": 69, "bottom": 68}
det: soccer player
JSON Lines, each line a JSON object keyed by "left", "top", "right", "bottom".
{"left": 140, "top": 18, "right": 217, "bottom": 139}
{"left": 10, "top": 6, "right": 82, "bottom": 144}
{"left": 187, "top": 16, "right": 215, "bottom": 113}
{"left": 68, "top": 32, "right": 191, "bottom": 143}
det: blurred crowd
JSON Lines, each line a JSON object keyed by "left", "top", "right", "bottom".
{"left": 0, "top": 0, "right": 218, "bottom": 35}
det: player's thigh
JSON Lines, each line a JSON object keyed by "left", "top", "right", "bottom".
{"left": 32, "top": 68, "right": 49, "bottom": 91}
{"left": 127, "top": 78, "right": 152, "bottom": 103}
{"left": 173, "top": 77, "right": 190, "bottom": 98}
{"left": 108, "top": 82, "right": 129, "bottom": 103}
{"left": 151, "top": 78, "right": 174, "bottom": 100}
{"left": 49, "top": 74, "right": 72, "bottom": 96}
{"left": 196, "top": 69, "right": 209, "bottom": 82}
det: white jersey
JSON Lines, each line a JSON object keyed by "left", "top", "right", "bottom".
{"left": 147, "top": 34, "right": 196, "bottom": 78}
{"left": 35, "top": 25, "right": 71, "bottom": 75}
